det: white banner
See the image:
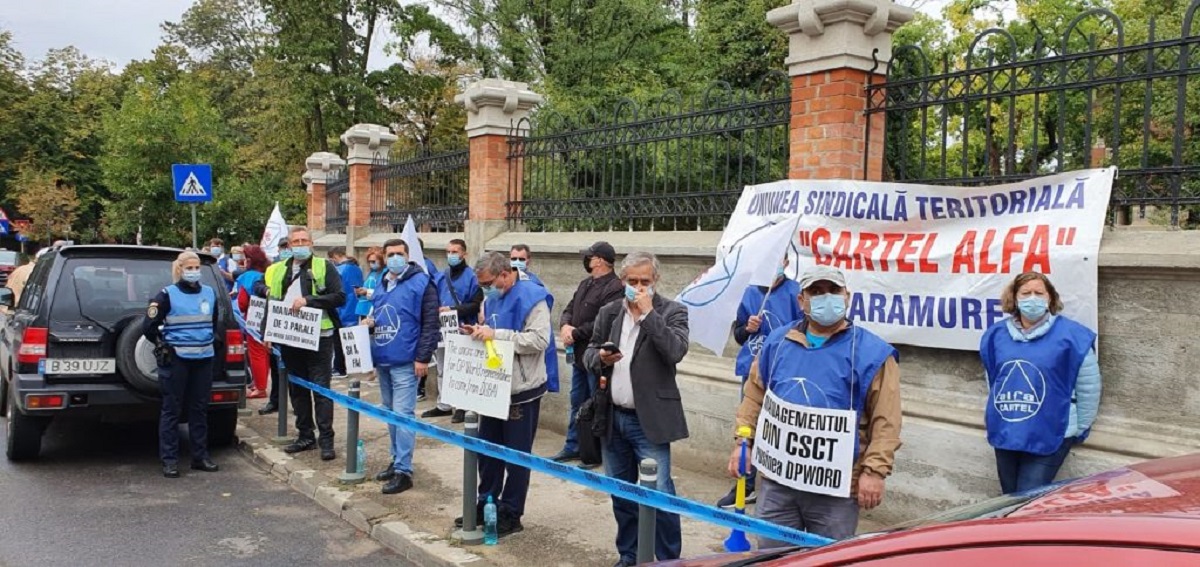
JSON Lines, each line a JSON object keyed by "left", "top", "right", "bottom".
{"left": 263, "top": 300, "right": 323, "bottom": 351}
{"left": 401, "top": 215, "right": 427, "bottom": 274}
{"left": 339, "top": 325, "right": 374, "bottom": 374}
{"left": 719, "top": 169, "right": 1114, "bottom": 350}
{"left": 260, "top": 203, "right": 288, "bottom": 259}
{"left": 441, "top": 334, "right": 513, "bottom": 420}
{"left": 246, "top": 296, "right": 267, "bottom": 331}
{"left": 753, "top": 390, "right": 856, "bottom": 498}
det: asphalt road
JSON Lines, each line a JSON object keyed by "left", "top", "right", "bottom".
{"left": 0, "top": 415, "right": 405, "bottom": 567}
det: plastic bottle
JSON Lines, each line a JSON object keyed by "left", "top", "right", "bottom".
{"left": 356, "top": 439, "right": 367, "bottom": 474}
{"left": 565, "top": 344, "right": 575, "bottom": 365}
{"left": 483, "top": 495, "right": 498, "bottom": 545}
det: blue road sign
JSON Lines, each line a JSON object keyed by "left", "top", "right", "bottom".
{"left": 172, "top": 164, "right": 213, "bottom": 203}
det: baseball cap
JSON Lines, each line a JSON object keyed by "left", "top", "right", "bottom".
{"left": 582, "top": 241, "right": 616, "bottom": 264}
{"left": 798, "top": 265, "right": 847, "bottom": 290}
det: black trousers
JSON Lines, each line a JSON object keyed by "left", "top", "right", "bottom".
{"left": 477, "top": 398, "right": 541, "bottom": 518}
{"left": 158, "top": 356, "right": 214, "bottom": 464}
{"left": 267, "top": 350, "right": 283, "bottom": 407}
{"left": 280, "top": 336, "right": 336, "bottom": 447}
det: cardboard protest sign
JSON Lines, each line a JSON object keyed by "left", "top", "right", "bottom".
{"left": 339, "top": 325, "right": 373, "bottom": 374}
{"left": 441, "top": 334, "right": 513, "bottom": 420}
{"left": 264, "top": 300, "right": 323, "bottom": 351}
{"left": 753, "top": 390, "right": 856, "bottom": 498}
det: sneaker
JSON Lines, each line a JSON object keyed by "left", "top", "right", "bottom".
{"left": 715, "top": 484, "right": 757, "bottom": 509}
{"left": 422, "top": 407, "right": 454, "bottom": 418}
{"left": 416, "top": 392, "right": 427, "bottom": 402}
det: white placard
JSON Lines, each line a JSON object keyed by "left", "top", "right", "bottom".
{"left": 246, "top": 296, "right": 267, "bottom": 331}
{"left": 441, "top": 334, "right": 513, "bottom": 420}
{"left": 438, "top": 310, "right": 460, "bottom": 345}
{"left": 263, "top": 300, "right": 323, "bottom": 351}
{"left": 753, "top": 390, "right": 856, "bottom": 498}
{"left": 339, "top": 325, "right": 374, "bottom": 374}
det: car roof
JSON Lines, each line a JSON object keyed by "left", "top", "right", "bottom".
{"left": 56, "top": 245, "right": 217, "bottom": 264}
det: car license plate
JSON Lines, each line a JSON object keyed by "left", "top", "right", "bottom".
{"left": 43, "top": 359, "right": 117, "bottom": 375}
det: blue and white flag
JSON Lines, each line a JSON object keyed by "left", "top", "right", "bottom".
{"left": 401, "top": 215, "right": 426, "bottom": 273}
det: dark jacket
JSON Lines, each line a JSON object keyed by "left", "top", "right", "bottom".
{"left": 561, "top": 271, "right": 624, "bottom": 367}
{"left": 372, "top": 264, "right": 441, "bottom": 364}
{"left": 143, "top": 280, "right": 219, "bottom": 343}
{"left": 252, "top": 257, "right": 347, "bottom": 326}
{"left": 584, "top": 295, "right": 691, "bottom": 445}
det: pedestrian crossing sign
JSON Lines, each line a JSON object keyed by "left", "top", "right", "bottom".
{"left": 172, "top": 164, "right": 213, "bottom": 203}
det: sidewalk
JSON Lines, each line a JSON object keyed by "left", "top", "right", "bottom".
{"left": 236, "top": 377, "right": 886, "bottom": 566}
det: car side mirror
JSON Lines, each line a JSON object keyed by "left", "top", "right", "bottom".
{"left": 0, "top": 287, "right": 13, "bottom": 308}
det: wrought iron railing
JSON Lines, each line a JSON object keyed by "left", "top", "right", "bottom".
{"left": 325, "top": 165, "right": 350, "bottom": 234}
{"left": 867, "top": 2, "right": 1200, "bottom": 227}
{"left": 370, "top": 148, "right": 469, "bottom": 233}
{"left": 507, "top": 73, "right": 791, "bottom": 231}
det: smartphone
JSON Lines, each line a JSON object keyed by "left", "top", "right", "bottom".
{"left": 601, "top": 342, "right": 620, "bottom": 354}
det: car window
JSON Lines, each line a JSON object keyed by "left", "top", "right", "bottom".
{"left": 19, "top": 255, "right": 53, "bottom": 313}
{"left": 843, "top": 545, "right": 1200, "bottom": 566}
{"left": 0, "top": 250, "right": 17, "bottom": 265}
{"left": 49, "top": 257, "right": 223, "bottom": 326}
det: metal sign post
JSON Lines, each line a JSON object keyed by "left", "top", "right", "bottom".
{"left": 191, "top": 204, "right": 198, "bottom": 249}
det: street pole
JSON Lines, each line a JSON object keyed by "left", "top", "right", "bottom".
{"left": 190, "top": 203, "right": 198, "bottom": 250}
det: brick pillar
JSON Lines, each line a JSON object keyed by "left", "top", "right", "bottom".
{"left": 340, "top": 124, "right": 397, "bottom": 229}
{"left": 304, "top": 151, "right": 345, "bottom": 233}
{"left": 769, "top": 0, "right": 913, "bottom": 181}
{"left": 455, "top": 79, "right": 543, "bottom": 259}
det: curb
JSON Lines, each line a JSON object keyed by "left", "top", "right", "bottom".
{"left": 235, "top": 424, "right": 487, "bottom": 567}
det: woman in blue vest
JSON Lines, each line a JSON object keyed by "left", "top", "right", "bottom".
{"left": 979, "top": 271, "right": 1101, "bottom": 494}
{"left": 143, "top": 251, "right": 221, "bottom": 478}
{"left": 355, "top": 247, "right": 385, "bottom": 320}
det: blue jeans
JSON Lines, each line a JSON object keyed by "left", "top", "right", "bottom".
{"left": 563, "top": 365, "right": 596, "bottom": 453}
{"left": 994, "top": 437, "right": 1076, "bottom": 494}
{"left": 602, "top": 409, "right": 682, "bottom": 563}
{"left": 378, "top": 364, "right": 419, "bottom": 475}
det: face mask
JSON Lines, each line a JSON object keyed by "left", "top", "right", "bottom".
{"left": 279, "top": 249, "right": 293, "bottom": 260}
{"left": 369, "top": 262, "right": 380, "bottom": 271}
{"left": 776, "top": 266, "right": 787, "bottom": 279}
{"left": 182, "top": 269, "right": 202, "bottom": 283}
{"left": 1018, "top": 296, "right": 1049, "bottom": 321}
{"left": 447, "top": 253, "right": 462, "bottom": 267}
{"left": 292, "top": 246, "right": 312, "bottom": 261}
{"left": 210, "top": 247, "right": 223, "bottom": 256}
{"left": 482, "top": 286, "right": 500, "bottom": 302}
{"left": 808, "top": 293, "right": 847, "bottom": 326}
{"left": 387, "top": 255, "right": 407, "bottom": 274}
{"left": 232, "top": 254, "right": 244, "bottom": 262}
{"left": 624, "top": 284, "right": 638, "bottom": 302}
{"left": 511, "top": 259, "right": 527, "bottom": 271}
{"left": 583, "top": 255, "right": 593, "bottom": 273}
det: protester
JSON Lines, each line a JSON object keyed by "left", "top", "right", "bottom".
{"left": 235, "top": 245, "right": 270, "bottom": 399}
{"left": 731, "top": 265, "right": 901, "bottom": 546}
{"left": 255, "top": 227, "right": 346, "bottom": 460}
{"left": 258, "top": 237, "right": 291, "bottom": 415}
{"left": 416, "top": 238, "right": 438, "bottom": 400}
{"left": 229, "top": 245, "right": 245, "bottom": 276}
{"left": 208, "top": 237, "right": 235, "bottom": 291}
{"left": 423, "top": 238, "right": 481, "bottom": 423}
{"left": 548, "top": 241, "right": 623, "bottom": 465}
{"left": 453, "top": 251, "right": 551, "bottom": 538}
{"left": 142, "top": 251, "right": 221, "bottom": 478}
{"left": 509, "top": 245, "right": 559, "bottom": 395}
{"left": 509, "top": 244, "right": 542, "bottom": 286}
{"left": 355, "top": 246, "right": 385, "bottom": 320}
{"left": 364, "top": 238, "right": 439, "bottom": 495}
{"left": 981, "top": 272, "right": 1100, "bottom": 494}
{"left": 583, "top": 251, "right": 689, "bottom": 566}
{"left": 715, "top": 255, "right": 804, "bottom": 508}
{"left": 329, "top": 246, "right": 364, "bottom": 378}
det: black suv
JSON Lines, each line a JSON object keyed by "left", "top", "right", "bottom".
{"left": 0, "top": 245, "right": 247, "bottom": 460}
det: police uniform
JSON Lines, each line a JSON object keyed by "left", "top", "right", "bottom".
{"left": 143, "top": 279, "right": 220, "bottom": 474}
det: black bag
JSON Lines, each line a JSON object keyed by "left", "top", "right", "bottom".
{"left": 576, "top": 399, "right": 604, "bottom": 466}
{"left": 154, "top": 340, "right": 174, "bottom": 368}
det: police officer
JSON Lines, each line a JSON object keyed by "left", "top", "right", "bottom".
{"left": 144, "top": 251, "right": 221, "bottom": 478}
{"left": 255, "top": 227, "right": 346, "bottom": 460}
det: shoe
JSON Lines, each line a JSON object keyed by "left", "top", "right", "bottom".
{"left": 416, "top": 392, "right": 427, "bottom": 402}
{"left": 715, "top": 485, "right": 757, "bottom": 509}
{"left": 258, "top": 403, "right": 278, "bottom": 415}
{"left": 333, "top": 373, "right": 348, "bottom": 380}
{"left": 613, "top": 560, "right": 635, "bottom": 567}
{"left": 191, "top": 459, "right": 220, "bottom": 472}
{"left": 451, "top": 409, "right": 466, "bottom": 424}
{"left": 284, "top": 438, "right": 317, "bottom": 454}
{"left": 578, "top": 462, "right": 601, "bottom": 471}
{"left": 381, "top": 473, "right": 413, "bottom": 495}
{"left": 422, "top": 407, "right": 453, "bottom": 418}
{"left": 162, "top": 463, "right": 180, "bottom": 478}
{"left": 496, "top": 513, "right": 523, "bottom": 538}
{"left": 454, "top": 502, "right": 486, "bottom": 528}
{"left": 246, "top": 388, "right": 267, "bottom": 399}
{"left": 375, "top": 464, "right": 396, "bottom": 482}
{"left": 320, "top": 446, "right": 336, "bottom": 461}
{"left": 548, "top": 449, "right": 580, "bottom": 463}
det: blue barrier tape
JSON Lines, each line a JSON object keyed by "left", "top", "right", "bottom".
{"left": 287, "top": 375, "right": 835, "bottom": 548}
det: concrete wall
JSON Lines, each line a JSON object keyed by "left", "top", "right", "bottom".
{"left": 321, "top": 228, "right": 1200, "bottom": 525}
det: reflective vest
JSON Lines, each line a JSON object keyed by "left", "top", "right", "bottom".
{"left": 163, "top": 284, "right": 216, "bottom": 359}
{"left": 264, "top": 258, "right": 335, "bottom": 330}
{"left": 980, "top": 316, "right": 1095, "bottom": 455}
{"left": 735, "top": 279, "right": 804, "bottom": 377}
{"left": 370, "top": 270, "right": 431, "bottom": 366}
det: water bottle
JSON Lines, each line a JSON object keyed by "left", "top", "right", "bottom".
{"left": 356, "top": 439, "right": 367, "bottom": 474}
{"left": 565, "top": 344, "right": 575, "bottom": 365}
{"left": 483, "top": 495, "right": 498, "bottom": 545}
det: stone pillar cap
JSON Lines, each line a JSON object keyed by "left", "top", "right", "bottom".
{"left": 304, "top": 151, "right": 346, "bottom": 185}
{"left": 340, "top": 123, "right": 398, "bottom": 164}
{"left": 768, "top": 0, "right": 915, "bottom": 76}
{"left": 456, "top": 79, "right": 544, "bottom": 138}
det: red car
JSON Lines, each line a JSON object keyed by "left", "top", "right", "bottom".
{"left": 662, "top": 454, "right": 1200, "bottom": 566}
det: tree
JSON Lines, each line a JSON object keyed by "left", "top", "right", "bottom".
{"left": 12, "top": 164, "right": 80, "bottom": 243}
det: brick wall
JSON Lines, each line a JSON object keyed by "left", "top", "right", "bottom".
{"left": 348, "top": 164, "right": 372, "bottom": 227}
{"left": 789, "top": 69, "right": 886, "bottom": 182}
{"left": 308, "top": 182, "right": 326, "bottom": 230}
{"left": 469, "top": 135, "right": 510, "bottom": 221}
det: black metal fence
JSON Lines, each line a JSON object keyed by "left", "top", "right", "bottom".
{"left": 868, "top": 3, "right": 1200, "bottom": 227}
{"left": 370, "top": 148, "right": 470, "bottom": 233}
{"left": 506, "top": 73, "right": 791, "bottom": 231}
{"left": 325, "top": 165, "right": 351, "bottom": 234}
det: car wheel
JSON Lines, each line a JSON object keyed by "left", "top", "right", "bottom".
{"left": 6, "top": 391, "right": 48, "bottom": 461}
{"left": 207, "top": 407, "right": 238, "bottom": 447}
{"left": 116, "top": 315, "right": 161, "bottom": 394}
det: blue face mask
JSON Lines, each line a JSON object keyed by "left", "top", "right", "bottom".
{"left": 482, "top": 286, "right": 500, "bottom": 302}
{"left": 279, "top": 249, "right": 293, "bottom": 261}
{"left": 447, "top": 253, "right": 462, "bottom": 267}
{"left": 624, "top": 284, "right": 638, "bottom": 302}
{"left": 182, "top": 269, "right": 202, "bottom": 283}
{"left": 210, "top": 246, "right": 223, "bottom": 256}
{"left": 776, "top": 265, "right": 787, "bottom": 279}
{"left": 808, "top": 293, "right": 847, "bottom": 326}
{"left": 291, "top": 246, "right": 312, "bottom": 261}
{"left": 1018, "top": 296, "right": 1049, "bottom": 321}
{"left": 387, "top": 255, "right": 407, "bottom": 274}
{"left": 511, "top": 259, "right": 527, "bottom": 271}
{"left": 369, "top": 262, "right": 380, "bottom": 271}
{"left": 231, "top": 254, "right": 244, "bottom": 262}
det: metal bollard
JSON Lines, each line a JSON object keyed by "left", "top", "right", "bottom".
{"left": 272, "top": 355, "right": 290, "bottom": 445}
{"left": 452, "top": 411, "right": 484, "bottom": 545}
{"left": 338, "top": 380, "right": 365, "bottom": 484}
{"left": 637, "top": 458, "right": 658, "bottom": 565}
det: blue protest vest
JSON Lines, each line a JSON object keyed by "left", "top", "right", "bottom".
{"left": 356, "top": 268, "right": 384, "bottom": 317}
{"left": 235, "top": 269, "right": 264, "bottom": 298}
{"left": 735, "top": 279, "right": 804, "bottom": 377}
{"left": 163, "top": 284, "right": 217, "bottom": 359}
{"left": 518, "top": 270, "right": 558, "bottom": 393}
{"left": 370, "top": 271, "right": 430, "bottom": 366}
{"left": 438, "top": 266, "right": 479, "bottom": 308}
{"left": 980, "top": 316, "right": 1095, "bottom": 455}
{"left": 483, "top": 279, "right": 550, "bottom": 402}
